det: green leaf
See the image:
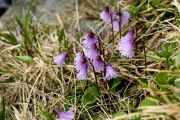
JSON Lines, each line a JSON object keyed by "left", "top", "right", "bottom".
{"left": 76, "top": 81, "right": 88, "bottom": 91}
{"left": 174, "top": 78, "right": 180, "bottom": 88}
{"left": 109, "top": 79, "right": 121, "bottom": 92}
{"left": 24, "top": 0, "right": 34, "bottom": 25}
{"left": 81, "top": 85, "right": 99, "bottom": 105}
{"left": 149, "top": 0, "right": 161, "bottom": 8}
{"left": 113, "top": 112, "right": 127, "bottom": 117}
{"left": 155, "top": 72, "right": 168, "bottom": 85}
{"left": 114, "top": 111, "right": 140, "bottom": 120}
{"left": 175, "top": 53, "right": 180, "bottom": 69}
{"left": 32, "top": 27, "right": 38, "bottom": 43}
{"left": 176, "top": 19, "right": 180, "bottom": 27}
{"left": 0, "top": 33, "right": 18, "bottom": 45}
{"left": 137, "top": 78, "right": 148, "bottom": 87}
{"left": 38, "top": 106, "right": 54, "bottom": 120}
{"left": 81, "top": 93, "right": 97, "bottom": 105}
{"left": 84, "top": 85, "right": 98, "bottom": 95}
{"left": 128, "top": 6, "right": 141, "bottom": 17}
{"left": 159, "top": 43, "right": 173, "bottom": 58}
{"left": 58, "top": 28, "right": 65, "bottom": 41}
{"left": 15, "top": 56, "right": 33, "bottom": 63}
{"left": 140, "top": 97, "right": 157, "bottom": 106}
{"left": 44, "top": 25, "right": 50, "bottom": 33}
{"left": 0, "top": 97, "right": 5, "bottom": 120}
{"left": 17, "top": 18, "right": 31, "bottom": 47}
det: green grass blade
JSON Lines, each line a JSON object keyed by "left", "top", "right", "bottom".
{"left": 24, "top": 0, "right": 34, "bottom": 25}
{"left": 0, "top": 32, "right": 18, "bottom": 45}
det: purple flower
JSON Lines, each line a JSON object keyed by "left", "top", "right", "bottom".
{"left": 77, "top": 68, "right": 88, "bottom": 80}
{"left": 118, "top": 30, "right": 135, "bottom": 58}
{"left": 84, "top": 44, "right": 99, "bottom": 60}
{"left": 82, "top": 32, "right": 98, "bottom": 48}
{"left": 100, "top": 6, "right": 116, "bottom": 22}
{"left": 74, "top": 52, "right": 83, "bottom": 68}
{"left": 74, "top": 52, "right": 89, "bottom": 80}
{"left": 120, "top": 11, "right": 130, "bottom": 27}
{"left": 112, "top": 11, "right": 130, "bottom": 32}
{"left": 93, "top": 56, "right": 104, "bottom": 72}
{"left": 112, "top": 19, "right": 120, "bottom": 32}
{"left": 105, "top": 63, "right": 118, "bottom": 80}
{"left": 55, "top": 107, "right": 74, "bottom": 120}
{"left": 75, "top": 52, "right": 86, "bottom": 70}
{"left": 54, "top": 52, "right": 68, "bottom": 67}
{"left": 16, "top": 25, "right": 22, "bottom": 35}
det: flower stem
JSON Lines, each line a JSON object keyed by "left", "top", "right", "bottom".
{"left": 98, "top": 37, "right": 102, "bottom": 55}
{"left": 142, "top": 39, "right": 147, "bottom": 80}
{"left": 118, "top": 8, "right": 121, "bottom": 40}
{"left": 97, "top": 36, "right": 105, "bottom": 78}
{"left": 143, "top": 39, "right": 147, "bottom": 69}
{"left": 166, "top": 57, "right": 169, "bottom": 69}
{"left": 90, "top": 61, "right": 98, "bottom": 87}
{"left": 110, "top": 12, "right": 115, "bottom": 44}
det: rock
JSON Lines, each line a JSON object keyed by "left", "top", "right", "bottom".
{"left": 0, "top": 0, "right": 76, "bottom": 29}
{"left": 0, "top": 0, "right": 11, "bottom": 16}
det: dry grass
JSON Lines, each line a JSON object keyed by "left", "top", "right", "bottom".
{"left": 0, "top": 0, "right": 180, "bottom": 120}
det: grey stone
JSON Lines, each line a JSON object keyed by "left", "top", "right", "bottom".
{"left": 0, "top": 0, "right": 76, "bottom": 29}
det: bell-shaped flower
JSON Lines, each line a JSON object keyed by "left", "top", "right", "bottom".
{"left": 120, "top": 11, "right": 130, "bottom": 27}
{"left": 93, "top": 56, "right": 104, "bottom": 72}
{"left": 74, "top": 52, "right": 89, "bottom": 80}
{"left": 55, "top": 107, "right": 74, "bottom": 120}
{"left": 54, "top": 52, "right": 68, "bottom": 67}
{"left": 112, "top": 19, "right": 120, "bottom": 32}
{"left": 77, "top": 67, "right": 88, "bottom": 80}
{"left": 112, "top": 11, "right": 130, "bottom": 32}
{"left": 75, "top": 52, "right": 85, "bottom": 70}
{"left": 82, "top": 32, "right": 99, "bottom": 48}
{"left": 105, "top": 63, "right": 118, "bottom": 80}
{"left": 118, "top": 30, "right": 135, "bottom": 58}
{"left": 74, "top": 52, "right": 83, "bottom": 71}
{"left": 100, "top": 6, "right": 116, "bottom": 22}
{"left": 84, "top": 44, "right": 99, "bottom": 60}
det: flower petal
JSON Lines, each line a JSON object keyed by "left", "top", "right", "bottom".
{"left": 54, "top": 52, "right": 68, "bottom": 67}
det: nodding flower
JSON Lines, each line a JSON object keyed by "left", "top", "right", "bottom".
{"left": 76, "top": 67, "right": 88, "bottom": 80}
{"left": 118, "top": 30, "right": 135, "bottom": 58}
{"left": 54, "top": 52, "right": 68, "bottom": 67}
{"left": 74, "top": 52, "right": 89, "bottom": 80}
{"left": 112, "top": 11, "right": 130, "bottom": 32}
{"left": 100, "top": 6, "right": 116, "bottom": 22}
{"left": 54, "top": 107, "right": 74, "bottom": 120}
{"left": 82, "top": 32, "right": 99, "bottom": 48}
{"left": 105, "top": 63, "right": 118, "bottom": 80}
{"left": 74, "top": 52, "right": 84, "bottom": 71}
{"left": 93, "top": 56, "right": 104, "bottom": 72}
{"left": 84, "top": 44, "right": 100, "bottom": 60}
{"left": 120, "top": 11, "right": 130, "bottom": 27}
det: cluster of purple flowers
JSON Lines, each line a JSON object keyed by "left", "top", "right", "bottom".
{"left": 76, "top": 32, "right": 118, "bottom": 80}
{"left": 53, "top": 6, "right": 136, "bottom": 120}
{"left": 54, "top": 7, "right": 135, "bottom": 81}
{"left": 54, "top": 32, "right": 118, "bottom": 81}
{"left": 100, "top": 6, "right": 135, "bottom": 58}
{"left": 54, "top": 32, "right": 117, "bottom": 80}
